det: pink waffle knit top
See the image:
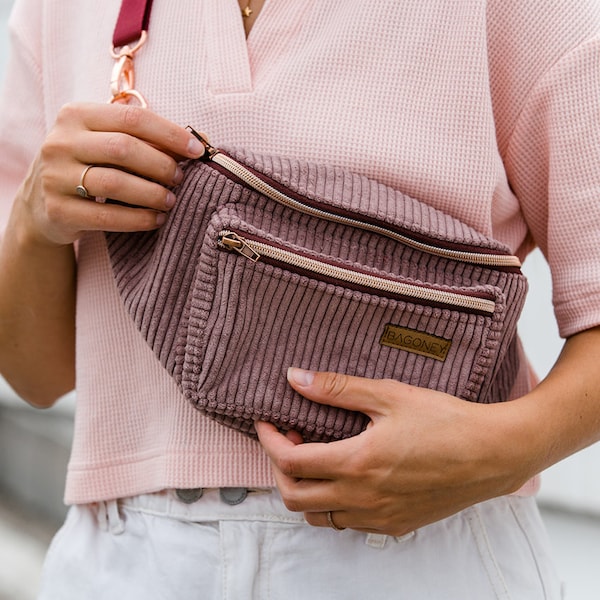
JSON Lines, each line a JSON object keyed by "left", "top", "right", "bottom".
{"left": 1, "top": 0, "right": 600, "bottom": 504}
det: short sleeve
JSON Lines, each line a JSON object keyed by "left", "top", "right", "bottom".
{"left": 505, "top": 36, "right": 600, "bottom": 338}
{"left": 487, "top": 0, "right": 600, "bottom": 338}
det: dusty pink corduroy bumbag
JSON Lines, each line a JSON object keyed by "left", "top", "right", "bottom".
{"left": 106, "top": 135, "right": 528, "bottom": 442}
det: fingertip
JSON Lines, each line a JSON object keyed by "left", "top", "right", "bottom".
{"left": 184, "top": 126, "right": 209, "bottom": 158}
{"left": 285, "top": 429, "right": 305, "bottom": 445}
{"left": 287, "top": 367, "right": 315, "bottom": 388}
{"left": 254, "top": 420, "right": 276, "bottom": 438}
{"left": 186, "top": 136, "right": 205, "bottom": 158}
{"left": 171, "top": 167, "right": 184, "bottom": 186}
{"left": 255, "top": 421, "right": 303, "bottom": 449}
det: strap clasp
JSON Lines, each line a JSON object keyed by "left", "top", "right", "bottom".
{"left": 109, "top": 31, "right": 148, "bottom": 108}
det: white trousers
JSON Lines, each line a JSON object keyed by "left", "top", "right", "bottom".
{"left": 38, "top": 489, "right": 562, "bottom": 599}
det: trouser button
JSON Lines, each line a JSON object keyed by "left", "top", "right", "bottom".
{"left": 175, "top": 488, "right": 204, "bottom": 504}
{"left": 220, "top": 487, "right": 248, "bottom": 505}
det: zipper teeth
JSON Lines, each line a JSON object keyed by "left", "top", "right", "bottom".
{"left": 212, "top": 153, "right": 521, "bottom": 269}
{"left": 219, "top": 231, "right": 496, "bottom": 314}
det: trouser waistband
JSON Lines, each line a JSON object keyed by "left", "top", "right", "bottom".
{"left": 104, "top": 487, "right": 303, "bottom": 525}
{"left": 97, "top": 487, "right": 394, "bottom": 548}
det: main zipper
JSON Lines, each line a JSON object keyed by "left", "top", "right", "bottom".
{"left": 218, "top": 230, "right": 497, "bottom": 314}
{"left": 188, "top": 129, "right": 521, "bottom": 269}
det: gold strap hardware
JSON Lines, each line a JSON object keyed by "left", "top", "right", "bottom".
{"left": 109, "top": 31, "right": 149, "bottom": 108}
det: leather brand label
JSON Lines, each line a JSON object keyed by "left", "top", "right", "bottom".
{"left": 379, "top": 325, "right": 451, "bottom": 361}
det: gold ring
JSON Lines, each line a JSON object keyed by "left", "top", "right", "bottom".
{"left": 75, "top": 165, "right": 95, "bottom": 198}
{"left": 326, "top": 510, "right": 345, "bottom": 532}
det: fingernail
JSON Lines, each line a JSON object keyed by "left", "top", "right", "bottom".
{"left": 187, "top": 136, "right": 205, "bottom": 157}
{"left": 156, "top": 212, "right": 167, "bottom": 226}
{"left": 165, "top": 191, "right": 176, "bottom": 209}
{"left": 172, "top": 167, "right": 184, "bottom": 185}
{"left": 287, "top": 367, "right": 315, "bottom": 387}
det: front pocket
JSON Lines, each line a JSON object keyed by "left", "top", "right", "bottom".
{"left": 179, "top": 217, "right": 510, "bottom": 442}
{"left": 217, "top": 229, "right": 498, "bottom": 314}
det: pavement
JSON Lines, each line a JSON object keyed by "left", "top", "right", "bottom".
{"left": 542, "top": 506, "right": 600, "bottom": 599}
{"left": 0, "top": 492, "right": 57, "bottom": 600}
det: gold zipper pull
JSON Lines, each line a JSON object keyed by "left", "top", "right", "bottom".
{"left": 218, "top": 231, "right": 261, "bottom": 262}
{"left": 186, "top": 126, "right": 219, "bottom": 160}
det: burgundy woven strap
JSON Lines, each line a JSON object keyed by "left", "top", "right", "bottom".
{"left": 113, "top": 0, "right": 154, "bottom": 48}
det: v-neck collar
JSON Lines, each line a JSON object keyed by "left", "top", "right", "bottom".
{"left": 205, "top": 0, "right": 313, "bottom": 95}
{"left": 205, "top": 0, "right": 253, "bottom": 94}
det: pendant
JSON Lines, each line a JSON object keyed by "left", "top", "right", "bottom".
{"left": 241, "top": 5, "right": 253, "bottom": 18}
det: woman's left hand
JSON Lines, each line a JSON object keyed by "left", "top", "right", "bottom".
{"left": 256, "top": 368, "right": 535, "bottom": 536}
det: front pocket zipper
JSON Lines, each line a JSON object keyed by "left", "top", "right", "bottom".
{"left": 189, "top": 129, "right": 522, "bottom": 269}
{"left": 218, "top": 230, "right": 497, "bottom": 314}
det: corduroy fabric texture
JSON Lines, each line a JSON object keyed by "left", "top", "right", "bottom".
{"left": 106, "top": 150, "right": 528, "bottom": 441}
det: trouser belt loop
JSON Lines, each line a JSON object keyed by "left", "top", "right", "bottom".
{"left": 366, "top": 533, "right": 388, "bottom": 549}
{"left": 97, "top": 499, "right": 125, "bottom": 535}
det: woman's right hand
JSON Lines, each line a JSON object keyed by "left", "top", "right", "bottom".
{"left": 22, "top": 101, "right": 206, "bottom": 247}
{"left": 0, "top": 102, "right": 206, "bottom": 406}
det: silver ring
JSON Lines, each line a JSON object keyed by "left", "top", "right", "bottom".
{"left": 75, "top": 165, "right": 95, "bottom": 198}
{"left": 326, "top": 510, "right": 345, "bottom": 532}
